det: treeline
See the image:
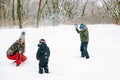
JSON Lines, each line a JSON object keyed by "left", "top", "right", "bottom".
{"left": 0, "top": 0, "right": 120, "bottom": 28}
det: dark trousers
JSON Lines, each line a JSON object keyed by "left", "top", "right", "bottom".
{"left": 80, "top": 42, "right": 90, "bottom": 59}
{"left": 39, "top": 61, "right": 49, "bottom": 74}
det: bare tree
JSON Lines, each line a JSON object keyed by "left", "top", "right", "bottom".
{"left": 36, "top": 0, "right": 48, "bottom": 28}
{"left": 12, "top": 0, "right": 15, "bottom": 25}
{"left": 117, "top": 0, "right": 120, "bottom": 24}
{"left": 17, "top": 0, "right": 22, "bottom": 28}
{"left": 36, "top": 0, "right": 42, "bottom": 28}
{"left": 81, "top": 0, "right": 88, "bottom": 17}
{"left": 2, "top": 1, "right": 6, "bottom": 19}
{"left": 102, "top": 0, "right": 120, "bottom": 24}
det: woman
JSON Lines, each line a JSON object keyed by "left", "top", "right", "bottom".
{"left": 6, "top": 31, "right": 27, "bottom": 66}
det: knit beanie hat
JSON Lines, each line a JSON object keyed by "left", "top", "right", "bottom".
{"left": 39, "top": 39, "right": 46, "bottom": 43}
{"left": 38, "top": 39, "right": 46, "bottom": 47}
{"left": 19, "top": 31, "right": 25, "bottom": 41}
{"left": 79, "top": 23, "right": 85, "bottom": 30}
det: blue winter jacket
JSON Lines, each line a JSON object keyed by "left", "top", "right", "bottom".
{"left": 36, "top": 43, "right": 50, "bottom": 63}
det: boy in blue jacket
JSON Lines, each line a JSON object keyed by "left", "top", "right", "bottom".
{"left": 36, "top": 39, "right": 50, "bottom": 74}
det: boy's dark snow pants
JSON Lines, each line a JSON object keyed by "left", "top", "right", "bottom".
{"left": 39, "top": 61, "right": 49, "bottom": 74}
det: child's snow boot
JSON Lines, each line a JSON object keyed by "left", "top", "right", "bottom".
{"left": 44, "top": 67, "right": 49, "bottom": 73}
{"left": 39, "top": 67, "right": 43, "bottom": 74}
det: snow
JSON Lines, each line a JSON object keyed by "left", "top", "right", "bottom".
{"left": 0, "top": 24, "right": 120, "bottom": 80}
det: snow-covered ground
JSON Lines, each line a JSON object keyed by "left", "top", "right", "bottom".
{"left": 0, "top": 24, "right": 120, "bottom": 80}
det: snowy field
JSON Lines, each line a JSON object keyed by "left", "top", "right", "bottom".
{"left": 0, "top": 24, "right": 120, "bottom": 80}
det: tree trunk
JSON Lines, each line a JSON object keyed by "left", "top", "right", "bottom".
{"left": 12, "top": 0, "right": 15, "bottom": 25}
{"left": 36, "top": 0, "right": 42, "bottom": 28}
{"left": 0, "top": 1, "right": 1, "bottom": 28}
{"left": 17, "top": 0, "right": 22, "bottom": 28}
{"left": 0, "top": 1, "right": 1, "bottom": 19}
{"left": 81, "top": 0, "right": 88, "bottom": 17}
{"left": 3, "top": 1, "right": 6, "bottom": 19}
{"left": 36, "top": 0, "right": 48, "bottom": 28}
{"left": 117, "top": 1, "right": 120, "bottom": 24}
{"left": 26, "top": 0, "right": 30, "bottom": 17}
